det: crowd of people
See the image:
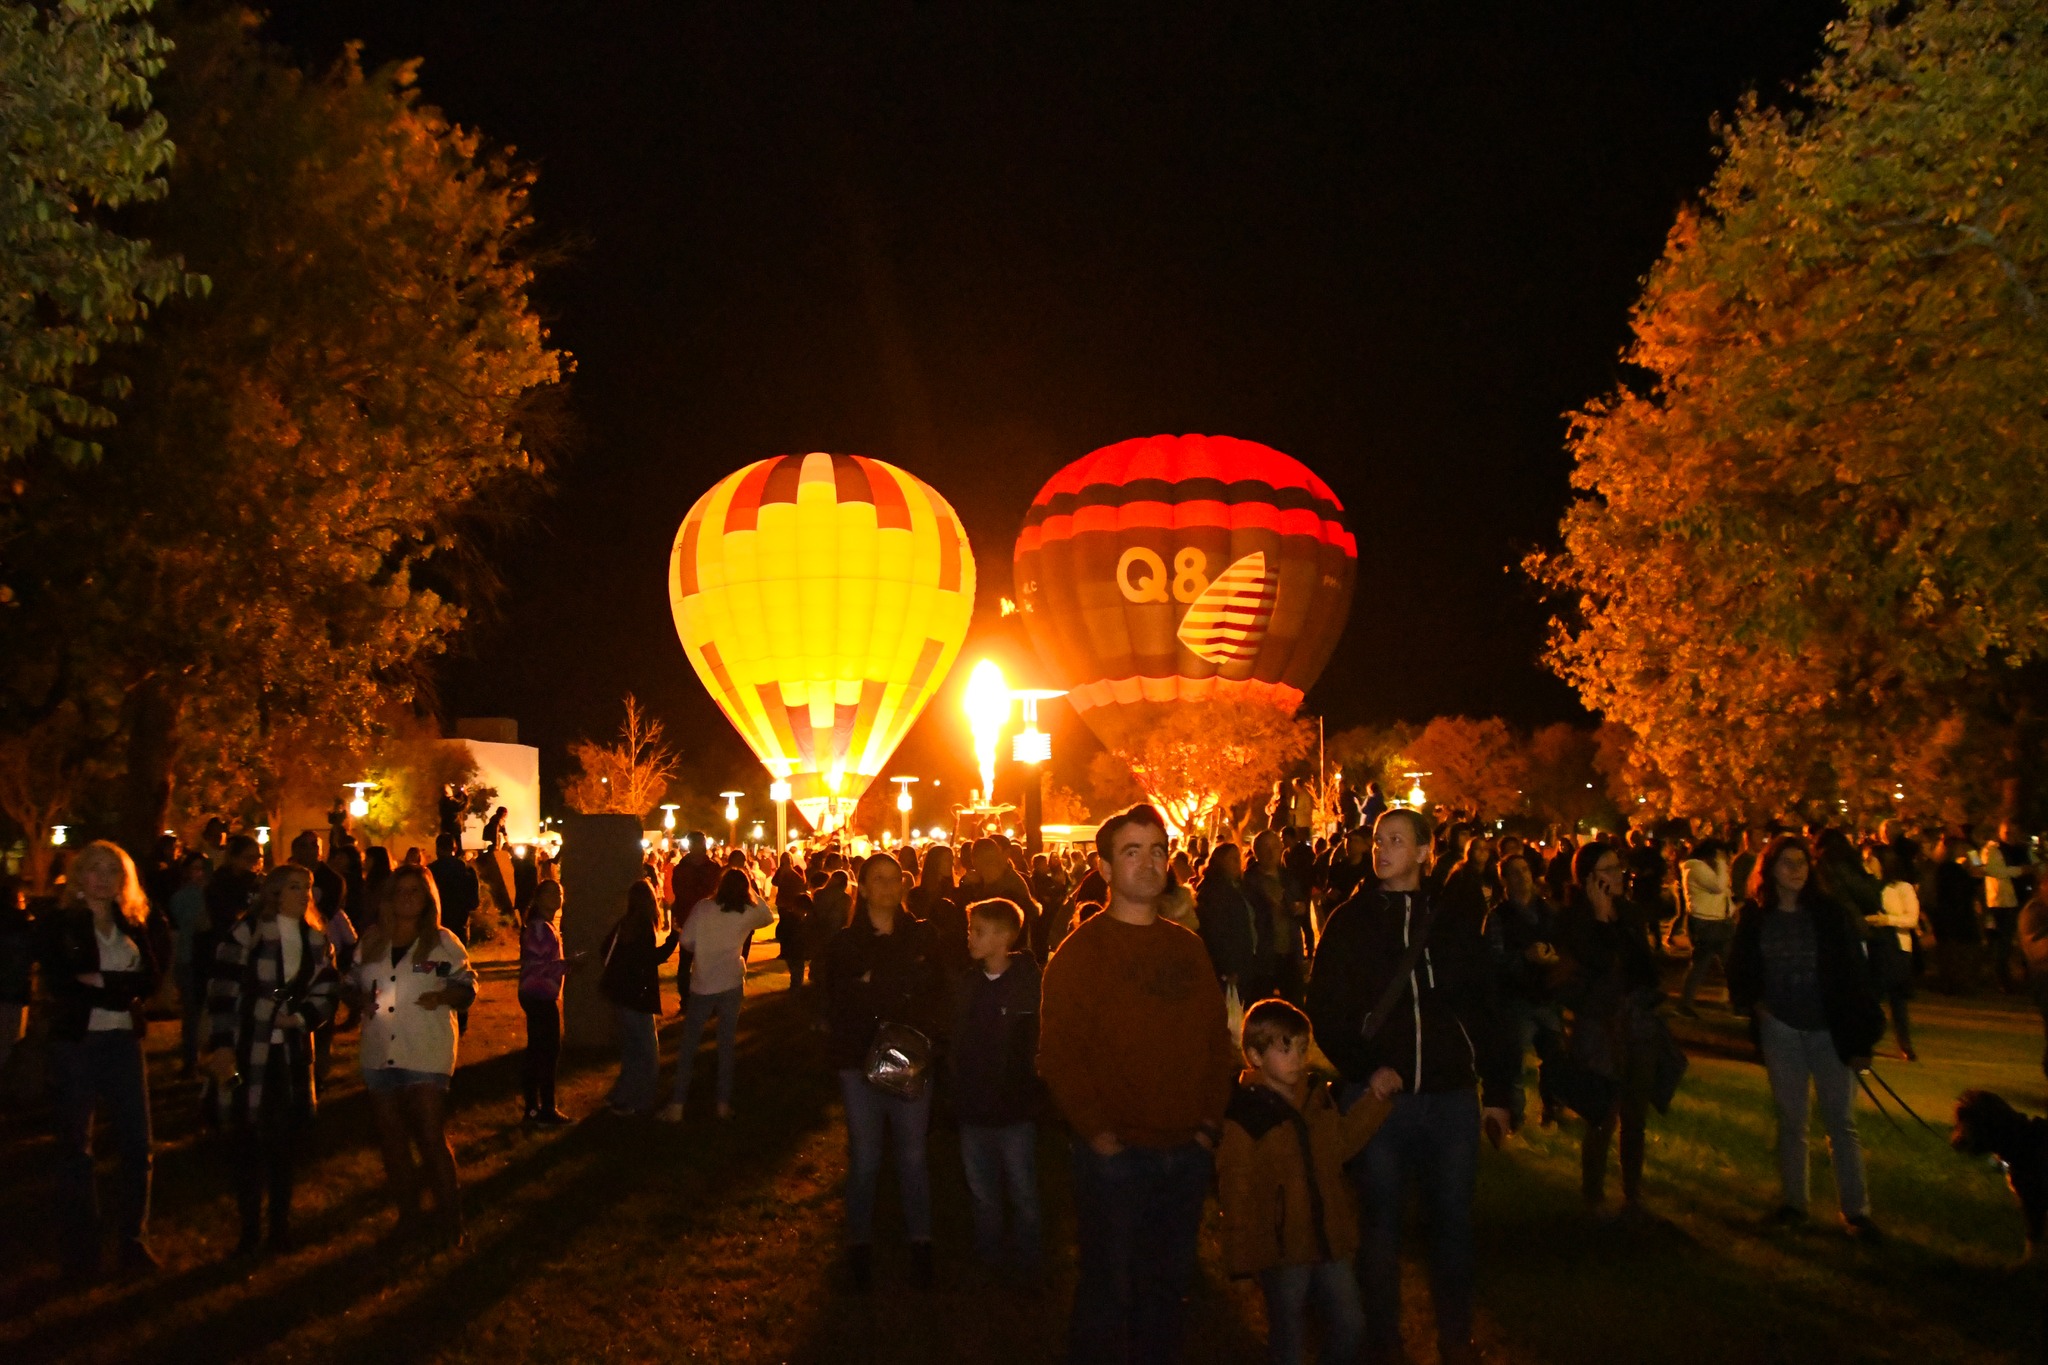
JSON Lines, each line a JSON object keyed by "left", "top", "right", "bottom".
{"left": 1, "top": 792, "right": 2043, "bottom": 1364}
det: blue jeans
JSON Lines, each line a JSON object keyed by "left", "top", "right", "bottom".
{"left": 1068, "top": 1138, "right": 1212, "bottom": 1365}
{"left": 1759, "top": 1011, "right": 1869, "bottom": 1218}
{"left": 50, "top": 1032, "right": 154, "bottom": 1266}
{"left": 1681, "top": 918, "right": 1736, "bottom": 1009}
{"left": 960, "top": 1121, "right": 1041, "bottom": 1267}
{"left": 1504, "top": 997, "right": 1563, "bottom": 1125}
{"left": 1260, "top": 1258, "right": 1364, "bottom": 1365}
{"left": 608, "top": 1007, "right": 659, "bottom": 1113}
{"left": 837, "top": 1069, "right": 932, "bottom": 1244}
{"left": 1348, "top": 1086, "right": 1480, "bottom": 1362}
{"left": 669, "top": 987, "right": 743, "bottom": 1109}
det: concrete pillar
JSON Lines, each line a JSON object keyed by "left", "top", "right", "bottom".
{"left": 558, "top": 813, "right": 647, "bottom": 1051}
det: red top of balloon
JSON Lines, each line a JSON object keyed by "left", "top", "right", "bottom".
{"left": 1018, "top": 433, "right": 1355, "bottom": 558}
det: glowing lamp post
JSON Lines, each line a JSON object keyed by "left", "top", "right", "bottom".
{"left": 1011, "top": 689, "right": 1062, "bottom": 855}
{"left": 345, "top": 781, "right": 378, "bottom": 820}
{"left": 1402, "top": 771, "right": 1431, "bottom": 811}
{"left": 51, "top": 824, "right": 68, "bottom": 847}
{"left": 770, "top": 779, "right": 792, "bottom": 850}
{"left": 661, "top": 803, "right": 679, "bottom": 838}
{"left": 720, "top": 791, "right": 743, "bottom": 849}
{"left": 892, "top": 776, "right": 916, "bottom": 845}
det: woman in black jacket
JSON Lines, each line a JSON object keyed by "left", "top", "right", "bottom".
{"left": 36, "top": 841, "right": 172, "bottom": 1276}
{"left": 598, "top": 879, "right": 678, "bottom": 1117}
{"left": 1554, "top": 843, "right": 1664, "bottom": 1216}
{"left": 1728, "top": 835, "right": 1886, "bottom": 1237}
{"left": 819, "top": 853, "right": 945, "bottom": 1289}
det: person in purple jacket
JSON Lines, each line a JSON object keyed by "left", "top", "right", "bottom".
{"left": 518, "top": 881, "right": 580, "bottom": 1124}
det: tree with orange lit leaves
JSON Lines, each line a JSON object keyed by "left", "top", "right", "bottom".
{"left": 0, "top": 12, "right": 566, "bottom": 849}
{"left": 1111, "top": 700, "right": 1312, "bottom": 838}
{"left": 1404, "top": 716, "right": 1527, "bottom": 819}
{"left": 1532, "top": 0, "right": 2048, "bottom": 825}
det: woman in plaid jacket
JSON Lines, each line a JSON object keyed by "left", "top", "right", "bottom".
{"left": 206, "top": 863, "right": 339, "bottom": 1256}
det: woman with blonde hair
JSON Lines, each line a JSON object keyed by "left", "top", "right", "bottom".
{"left": 347, "top": 862, "right": 476, "bottom": 1243}
{"left": 34, "top": 840, "right": 171, "bottom": 1276}
{"left": 206, "top": 863, "right": 340, "bottom": 1256}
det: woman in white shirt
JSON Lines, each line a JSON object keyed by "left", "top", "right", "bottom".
{"left": 348, "top": 864, "right": 476, "bottom": 1243}
{"left": 658, "top": 869, "right": 773, "bottom": 1123}
{"left": 1868, "top": 846, "right": 1921, "bottom": 1061}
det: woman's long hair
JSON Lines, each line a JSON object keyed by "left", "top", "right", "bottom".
{"left": 714, "top": 867, "right": 752, "bottom": 912}
{"left": 258, "top": 864, "right": 324, "bottom": 932}
{"left": 918, "top": 844, "right": 955, "bottom": 892}
{"left": 1748, "top": 834, "right": 1823, "bottom": 909}
{"left": 367, "top": 863, "right": 443, "bottom": 958}
{"left": 67, "top": 841, "right": 150, "bottom": 927}
{"left": 624, "top": 878, "right": 660, "bottom": 928}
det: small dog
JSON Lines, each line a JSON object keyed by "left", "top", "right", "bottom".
{"left": 1953, "top": 1089, "right": 2048, "bottom": 1257}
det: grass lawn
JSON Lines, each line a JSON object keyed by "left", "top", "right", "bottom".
{"left": 0, "top": 941, "right": 2040, "bottom": 1364}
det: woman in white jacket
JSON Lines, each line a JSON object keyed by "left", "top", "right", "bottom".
{"left": 349, "top": 864, "right": 476, "bottom": 1243}
{"left": 1867, "top": 846, "right": 1920, "bottom": 1061}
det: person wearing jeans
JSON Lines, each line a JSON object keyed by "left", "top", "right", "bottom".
{"left": 1677, "top": 840, "right": 1735, "bottom": 1015}
{"left": 1305, "top": 809, "right": 1515, "bottom": 1365}
{"left": 820, "top": 854, "right": 945, "bottom": 1288}
{"left": 1728, "top": 834, "right": 1886, "bottom": 1236}
{"left": 1038, "top": 806, "right": 1238, "bottom": 1365}
{"left": 661, "top": 870, "right": 772, "bottom": 1122}
{"left": 597, "top": 880, "right": 678, "bottom": 1118}
{"left": 948, "top": 899, "right": 1043, "bottom": 1269}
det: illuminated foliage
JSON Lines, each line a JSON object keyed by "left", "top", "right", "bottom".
{"left": 1109, "top": 699, "right": 1312, "bottom": 838}
{"left": 0, "top": 0, "right": 203, "bottom": 465}
{"left": 0, "top": 13, "right": 565, "bottom": 845}
{"left": 1533, "top": 0, "right": 2048, "bottom": 822}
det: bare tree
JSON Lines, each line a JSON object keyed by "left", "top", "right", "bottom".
{"left": 560, "top": 694, "right": 679, "bottom": 817}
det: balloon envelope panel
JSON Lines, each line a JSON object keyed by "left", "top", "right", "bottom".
{"left": 1013, "top": 434, "right": 1355, "bottom": 753}
{"left": 670, "top": 453, "right": 975, "bottom": 824}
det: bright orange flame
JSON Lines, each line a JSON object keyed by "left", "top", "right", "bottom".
{"left": 963, "top": 660, "right": 1012, "bottom": 805}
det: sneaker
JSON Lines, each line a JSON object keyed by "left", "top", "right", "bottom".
{"left": 606, "top": 1101, "right": 641, "bottom": 1118}
{"left": 656, "top": 1102, "right": 685, "bottom": 1124}
{"left": 1768, "top": 1205, "right": 1809, "bottom": 1227}
{"left": 535, "top": 1108, "right": 573, "bottom": 1127}
{"left": 848, "top": 1244, "right": 873, "bottom": 1292}
{"left": 1844, "top": 1214, "right": 1885, "bottom": 1242}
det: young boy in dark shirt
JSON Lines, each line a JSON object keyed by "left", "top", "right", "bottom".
{"left": 949, "top": 897, "right": 1042, "bottom": 1270}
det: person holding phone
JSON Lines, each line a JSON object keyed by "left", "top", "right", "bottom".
{"left": 347, "top": 863, "right": 476, "bottom": 1245}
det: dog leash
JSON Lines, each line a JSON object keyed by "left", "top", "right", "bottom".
{"left": 1857, "top": 1065, "right": 1944, "bottom": 1140}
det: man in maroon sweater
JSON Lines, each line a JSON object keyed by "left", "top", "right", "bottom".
{"left": 1040, "top": 804, "right": 1237, "bottom": 1365}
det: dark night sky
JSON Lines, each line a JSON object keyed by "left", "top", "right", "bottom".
{"left": 260, "top": 1, "right": 1838, "bottom": 813}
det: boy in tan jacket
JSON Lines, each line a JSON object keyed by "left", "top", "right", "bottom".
{"left": 1219, "top": 999, "right": 1393, "bottom": 1365}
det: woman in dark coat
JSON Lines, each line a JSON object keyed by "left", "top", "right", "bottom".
{"left": 1728, "top": 835, "right": 1886, "bottom": 1236}
{"left": 36, "top": 841, "right": 172, "bottom": 1276}
{"left": 1553, "top": 842, "right": 1664, "bottom": 1215}
{"left": 598, "top": 879, "right": 678, "bottom": 1116}
{"left": 819, "top": 853, "right": 946, "bottom": 1289}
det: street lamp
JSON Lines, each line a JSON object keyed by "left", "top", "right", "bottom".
{"left": 770, "top": 778, "right": 792, "bottom": 850}
{"left": 50, "top": 824, "right": 68, "bottom": 847}
{"left": 1402, "top": 771, "right": 1431, "bottom": 810}
{"left": 345, "top": 780, "right": 378, "bottom": 820}
{"left": 1010, "top": 688, "right": 1063, "bottom": 856}
{"left": 720, "top": 791, "right": 743, "bottom": 849}
{"left": 892, "top": 776, "right": 916, "bottom": 845}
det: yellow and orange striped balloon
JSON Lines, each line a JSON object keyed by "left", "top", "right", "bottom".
{"left": 668, "top": 453, "right": 976, "bottom": 830}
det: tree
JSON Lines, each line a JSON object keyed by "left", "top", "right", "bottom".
{"left": 1406, "top": 716, "right": 1527, "bottom": 818}
{"left": 1325, "top": 723, "right": 1418, "bottom": 800}
{"left": 561, "top": 695, "right": 679, "bottom": 817}
{"left": 1532, "top": 0, "right": 2048, "bottom": 823}
{"left": 1519, "top": 722, "right": 1612, "bottom": 831}
{"left": 0, "top": 13, "right": 566, "bottom": 850}
{"left": 1109, "top": 700, "right": 1313, "bottom": 839}
{"left": 0, "top": 0, "right": 202, "bottom": 465}
{"left": 0, "top": 705, "right": 93, "bottom": 890}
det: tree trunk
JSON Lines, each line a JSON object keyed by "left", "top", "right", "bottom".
{"left": 118, "top": 676, "right": 183, "bottom": 858}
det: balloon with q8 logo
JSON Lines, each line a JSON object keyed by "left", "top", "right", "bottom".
{"left": 1012, "top": 434, "right": 1356, "bottom": 754}
{"left": 670, "top": 453, "right": 976, "bottom": 831}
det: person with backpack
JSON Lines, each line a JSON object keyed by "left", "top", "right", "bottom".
{"left": 1304, "top": 808, "right": 1515, "bottom": 1365}
{"left": 598, "top": 880, "right": 679, "bottom": 1117}
{"left": 660, "top": 869, "right": 773, "bottom": 1122}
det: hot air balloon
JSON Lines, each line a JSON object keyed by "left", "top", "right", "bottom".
{"left": 669, "top": 453, "right": 976, "bottom": 831}
{"left": 1012, "top": 434, "right": 1355, "bottom": 755}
